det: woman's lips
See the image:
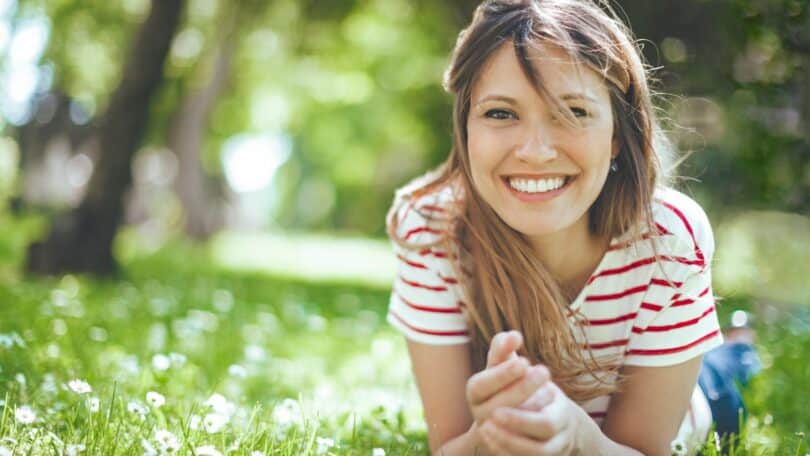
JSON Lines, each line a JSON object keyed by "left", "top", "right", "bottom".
{"left": 501, "top": 175, "right": 574, "bottom": 203}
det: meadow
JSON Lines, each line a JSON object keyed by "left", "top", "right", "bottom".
{"left": 0, "top": 215, "right": 808, "bottom": 455}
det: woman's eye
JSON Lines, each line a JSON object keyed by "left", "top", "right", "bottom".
{"left": 569, "top": 107, "right": 589, "bottom": 118}
{"left": 484, "top": 109, "right": 515, "bottom": 120}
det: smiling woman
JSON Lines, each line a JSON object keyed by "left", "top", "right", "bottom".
{"left": 382, "top": 1, "right": 754, "bottom": 455}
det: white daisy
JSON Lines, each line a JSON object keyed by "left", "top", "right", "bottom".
{"left": 194, "top": 445, "right": 222, "bottom": 456}
{"left": 670, "top": 438, "right": 687, "bottom": 456}
{"left": 87, "top": 396, "right": 100, "bottom": 413}
{"left": 15, "top": 405, "right": 36, "bottom": 424}
{"left": 203, "top": 413, "right": 228, "bottom": 434}
{"left": 250, "top": 452, "right": 266, "bottom": 456}
{"left": 67, "top": 379, "right": 92, "bottom": 394}
{"left": 372, "top": 449, "right": 386, "bottom": 456}
{"left": 0, "top": 445, "right": 11, "bottom": 456}
{"left": 127, "top": 401, "right": 149, "bottom": 419}
{"left": 151, "top": 354, "right": 171, "bottom": 371}
{"left": 315, "top": 437, "right": 335, "bottom": 455}
{"left": 142, "top": 438, "right": 158, "bottom": 456}
{"left": 204, "top": 393, "right": 234, "bottom": 416}
{"left": 154, "top": 429, "right": 180, "bottom": 453}
{"left": 189, "top": 414, "right": 202, "bottom": 431}
{"left": 227, "top": 364, "right": 247, "bottom": 378}
{"left": 66, "top": 443, "right": 86, "bottom": 456}
{"left": 146, "top": 391, "right": 165, "bottom": 408}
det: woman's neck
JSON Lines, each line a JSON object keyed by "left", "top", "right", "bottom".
{"left": 527, "top": 220, "right": 611, "bottom": 300}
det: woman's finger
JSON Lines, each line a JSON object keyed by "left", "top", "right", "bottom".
{"left": 486, "top": 330, "right": 523, "bottom": 368}
{"left": 467, "top": 356, "right": 529, "bottom": 405}
{"left": 518, "top": 382, "right": 556, "bottom": 411}
{"left": 479, "top": 421, "right": 543, "bottom": 456}
{"left": 474, "top": 365, "right": 550, "bottom": 419}
{"left": 491, "top": 405, "right": 558, "bottom": 441}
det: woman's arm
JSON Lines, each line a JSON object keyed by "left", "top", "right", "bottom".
{"left": 599, "top": 356, "right": 704, "bottom": 455}
{"left": 477, "top": 356, "right": 704, "bottom": 455}
{"left": 406, "top": 340, "right": 478, "bottom": 454}
{"left": 407, "top": 331, "right": 544, "bottom": 455}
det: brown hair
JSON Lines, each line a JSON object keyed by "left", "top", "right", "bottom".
{"left": 388, "top": 0, "right": 668, "bottom": 402}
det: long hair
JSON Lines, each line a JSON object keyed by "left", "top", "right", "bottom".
{"left": 388, "top": 0, "right": 669, "bottom": 403}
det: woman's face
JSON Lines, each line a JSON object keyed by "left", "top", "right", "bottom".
{"left": 466, "top": 41, "right": 617, "bottom": 241}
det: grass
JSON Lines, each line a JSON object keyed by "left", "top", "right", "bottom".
{"left": 0, "top": 213, "right": 807, "bottom": 455}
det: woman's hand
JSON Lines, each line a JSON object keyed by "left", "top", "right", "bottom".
{"left": 478, "top": 378, "right": 589, "bottom": 455}
{"left": 466, "top": 331, "right": 552, "bottom": 454}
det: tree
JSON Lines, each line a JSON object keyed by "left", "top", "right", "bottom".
{"left": 26, "top": 0, "right": 185, "bottom": 275}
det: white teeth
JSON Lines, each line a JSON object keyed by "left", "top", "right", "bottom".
{"left": 508, "top": 177, "right": 567, "bottom": 194}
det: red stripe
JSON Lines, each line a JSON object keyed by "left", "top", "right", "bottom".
{"left": 586, "top": 312, "right": 637, "bottom": 326}
{"left": 439, "top": 273, "right": 459, "bottom": 285}
{"left": 655, "top": 223, "right": 672, "bottom": 235}
{"left": 585, "top": 284, "right": 648, "bottom": 302}
{"left": 650, "top": 278, "right": 682, "bottom": 288}
{"left": 420, "top": 205, "right": 446, "bottom": 213}
{"left": 640, "top": 302, "right": 663, "bottom": 312}
{"left": 397, "top": 254, "right": 427, "bottom": 270}
{"left": 404, "top": 226, "right": 443, "bottom": 241}
{"left": 588, "top": 256, "right": 703, "bottom": 285}
{"left": 586, "top": 338, "right": 629, "bottom": 350}
{"left": 389, "top": 310, "right": 468, "bottom": 337}
{"left": 588, "top": 257, "right": 656, "bottom": 284}
{"left": 394, "top": 291, "right": 462, "bottom": 314}
{"left": 399, "top": 276, "right": 448, "bottom": 292}
{"left": 419, "top": 248, "right": 450, "bottom": 259}
{"left": 672, "top": 287, "right": 710, "bottom": 307}
{"left": 626, "top": 329, "right": 721, "bottom": 356}
{"left": 660, "top": 200, "right": 705, "bottom": 265}
{"left": 632, "top": 306, "right": 716, "bottom": 334}
{"left": 589, "top": 411, "right": 607, "bottom": 418}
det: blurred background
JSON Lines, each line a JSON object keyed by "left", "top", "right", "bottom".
{"left": 0, "top": 0, "right": 808, "bottom": 452}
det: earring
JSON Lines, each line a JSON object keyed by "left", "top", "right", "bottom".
{"left": 610, "top": 158, "right": 618, "bottom": 172}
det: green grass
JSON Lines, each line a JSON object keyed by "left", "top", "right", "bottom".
{"left": 0, "top": 214, "right": 807, "bottom": 455}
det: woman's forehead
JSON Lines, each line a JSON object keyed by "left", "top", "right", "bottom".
{"left": 472, "top": 41, "right": 610, "bottom": 103}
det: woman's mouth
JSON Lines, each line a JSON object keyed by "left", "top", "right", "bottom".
{"left": 501, "top": 175, "right": 575, "bottom": 201}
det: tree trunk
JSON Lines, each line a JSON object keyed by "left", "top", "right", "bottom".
{"left": 26, "top": 0, "right": 184, "bottom": 276}
{"left": 169, "top": 39, "right": 234, "bottom": 240}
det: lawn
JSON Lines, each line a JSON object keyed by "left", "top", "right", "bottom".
{"left": 0, "top": 215, "right": 807, "bottom": 455}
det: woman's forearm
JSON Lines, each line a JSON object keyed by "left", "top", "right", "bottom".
{"left": 434, "top": 423, "right": 490, "bottom": 456}
{"left": 575, "top": 407, "right": 645, "bottom": 456}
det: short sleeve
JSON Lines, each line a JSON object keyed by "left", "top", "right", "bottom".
{"left": 386, "top": 198, "right": 470, "bottom": 345}
{"left": 624, "top": 189, "right": 724, "bottom": 366}
{"left": 624, "top": 267, "right": 723, "bottom": 366}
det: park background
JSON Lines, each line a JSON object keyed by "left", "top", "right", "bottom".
{"left": 0, "top": 0, "right": 808, "bottom": 454}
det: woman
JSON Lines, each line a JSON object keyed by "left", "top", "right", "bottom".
{"left": 386, "top": 0, "right": 754, "bottom": 454}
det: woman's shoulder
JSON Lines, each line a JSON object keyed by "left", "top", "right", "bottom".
{"left": 650, "top": 187, "right": 715, "bottom": 264}
{"left": 387, "top": 181, "right": 463, "bottom": 247}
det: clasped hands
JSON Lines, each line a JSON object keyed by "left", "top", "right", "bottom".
{"left": 467, "top": 330, "right": 586, "bottom": 455}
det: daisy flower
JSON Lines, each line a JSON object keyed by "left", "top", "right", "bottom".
{"left": 146, "top": 391, "right": 165, "bottom": 408}
{"left": 154, "top": 429, "right": 180, "bottom": 453}
{"left": 67, "top": 379, "right": 92, "bottom": 394}
{"left": 87, "top": 396, "right": 100, "bottom": 413}
{"left": 203, "top": 413, "right": 228, "bottom": 434}
{"left": 194, "top": 445, "right": 222, "bottom": 456}
{"left": 15, "top": 405, "right": 36, "bottom": 424}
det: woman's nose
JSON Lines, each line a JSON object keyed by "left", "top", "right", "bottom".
{"left": 514, "top": 126, "right": 557, "bottom": 163}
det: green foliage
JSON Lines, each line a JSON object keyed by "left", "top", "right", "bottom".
{"left": 0, "top": 215, "right": 807, "bottom": 454}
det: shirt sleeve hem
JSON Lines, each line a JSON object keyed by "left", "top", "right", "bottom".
{"left": 386, "top": 312, "right": 471, "bottom": 346}
{"left": 622, "top": 333, "right": 724, "bottom": 367}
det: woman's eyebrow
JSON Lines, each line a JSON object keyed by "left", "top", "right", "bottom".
{"left": 473, "top": 94, "right": 518, "bottom": 108}
{"left": 559, "top": 93, "right": 599, "bottom": 103}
